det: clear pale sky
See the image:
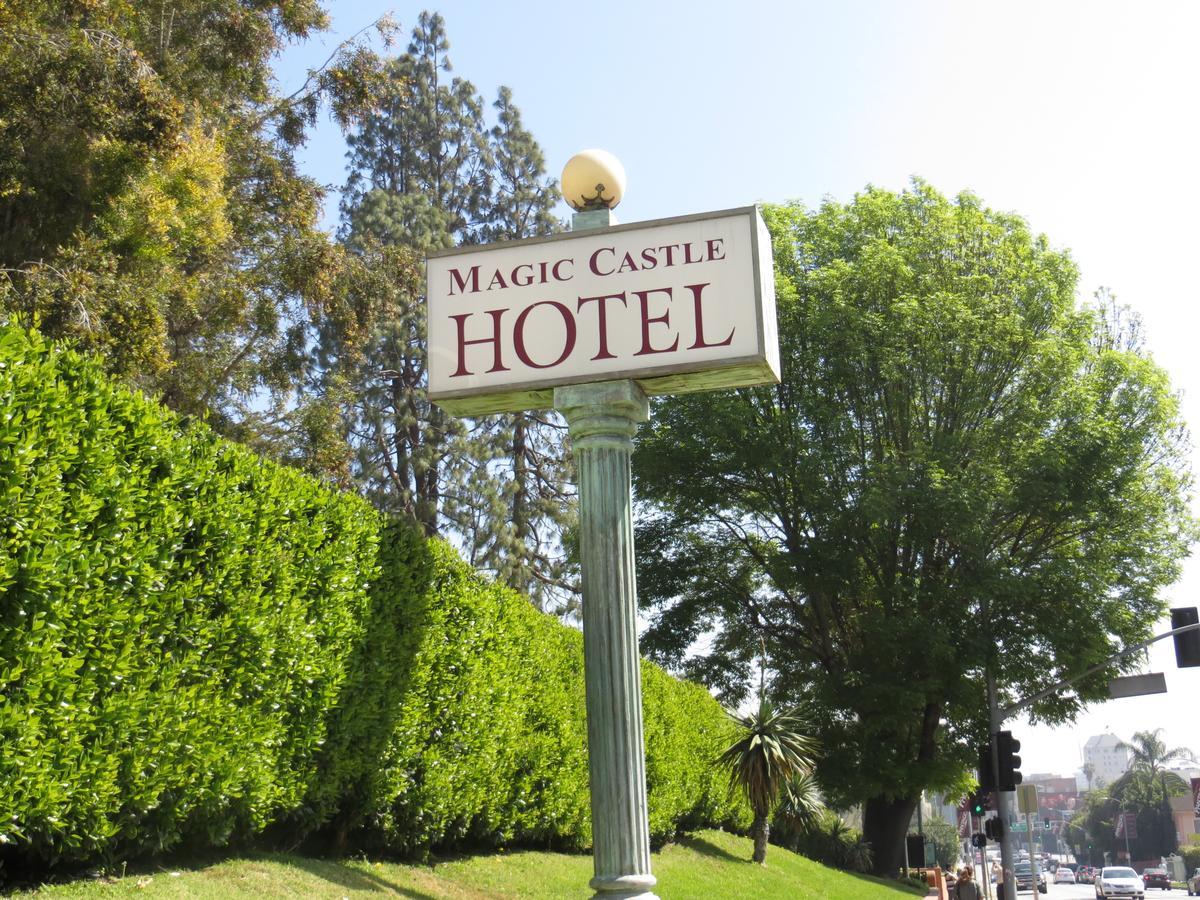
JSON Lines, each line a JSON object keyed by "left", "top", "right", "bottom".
{"left": 274, "top": 0, "right": 1200, "bottom": 778}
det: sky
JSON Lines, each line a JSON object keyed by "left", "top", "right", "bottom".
{"left": 274, "top": 0, "right": 1200, "bottom": 780}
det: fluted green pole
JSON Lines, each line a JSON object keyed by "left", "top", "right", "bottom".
{"left": 554, "top": 207, "right": 658, "bottom": 900}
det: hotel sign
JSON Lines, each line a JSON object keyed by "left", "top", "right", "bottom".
{"left": 426, "top": 206, "right": 779, "bottom": 415}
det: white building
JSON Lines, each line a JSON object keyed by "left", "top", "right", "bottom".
{"left": 1081, "top": 733, "right": 1131, "bottom": 788}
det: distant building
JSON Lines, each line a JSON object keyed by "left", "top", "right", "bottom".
{"left": 1026, "top": 773, "right": 1080, "bottom": 815}
{"left": 1082, "top": 733, "right": 1131, "bottom": 788}
{"left": 1169, "top": 794, "right": 1197, "bottom": 844}
{"left": 1166, "top": 763, "right": 1200, "bottom": 784}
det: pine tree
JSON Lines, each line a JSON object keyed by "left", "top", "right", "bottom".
{"left": 477, "top": 86, "right": 576, "bottom": 611}
{"left": 325, "top": 13, "right": 577, "bottom": 610}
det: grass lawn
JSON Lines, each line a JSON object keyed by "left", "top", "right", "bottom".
{"left": 14, "top": 829, "right": 927, "bottom": 899}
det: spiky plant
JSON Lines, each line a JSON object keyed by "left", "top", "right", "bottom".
{"left": 778, "top": 771, "right": 825, "bottom": 832}
{"left": 718, "top": 699, "right": 818, "bottom": 864}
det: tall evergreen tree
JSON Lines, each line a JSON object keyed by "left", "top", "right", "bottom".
{"left": 325, "top": 13, "right": 575, "bottom": 609}
{"left": 476, "top": 86, "right": 576, "bottom": 610}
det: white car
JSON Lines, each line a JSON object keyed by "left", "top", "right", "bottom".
{"left": 1055, "top": 865, "right": 1077, "bottom": 884}
{"left": 1095, "top": 865, "right": 1145, "bottom": 899}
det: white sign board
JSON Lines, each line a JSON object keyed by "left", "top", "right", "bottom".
{"left": 1107, "top": 672, "right": 1167, "bottom": 699}
{"left": 426, "top": 206, "right": 779, "bottom": 415}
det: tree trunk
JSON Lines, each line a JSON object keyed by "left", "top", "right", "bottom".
{"left": 751, "top": 809, "right": 770, "bottom": 864}
{"left": 862, "top": 794, "right": 919, "bottom": 876}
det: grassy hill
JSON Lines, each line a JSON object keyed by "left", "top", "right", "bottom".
{"left": 15, "top": 829, "right": 926, "bottom": 899}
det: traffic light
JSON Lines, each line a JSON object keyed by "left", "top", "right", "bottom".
{"left": 971, "top": 832, "right": 987, "bottom": 848}
{"left": 985, "top": 817, "right": 1004, "bottom": 841}
{"left": 1171, "top": 607, "right": 1200, "bottom": 667}
{"left": 995, "top": 729, "right": 1022, "bottom": 791}
{"left": 969, "top": 791, "right": 988, "bottom": 816}
{"left": 978, "top": 742, "right": 996, "bottom": 793}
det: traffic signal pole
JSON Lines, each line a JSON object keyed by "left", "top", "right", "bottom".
{"left": 979, "top": 612, "right": 1200, "bottom": 900}
{"left": 998, "top": 616, "right": 1200, "bottom": 720}
{"left": 976, "top": 820, "right": 993, "bottom": 900}
{"left": 987, "top": 671, "right": 1017, "bottom": 900}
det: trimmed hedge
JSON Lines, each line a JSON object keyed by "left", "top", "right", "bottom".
{"left": 0, "top": 327, "right": 384, "bottom": 869}
{"left": 0, "top": 326, "right": 747, "bottom": 880}
{"left": 350, "top": 544, "right": 748, "bottom": 858}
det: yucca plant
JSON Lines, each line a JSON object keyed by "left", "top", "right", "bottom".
{"left": 777, "top": 771, "right": 824, "bottom": 832}
{"left": 718, "top": 699, "right": 818, "bottom": 863}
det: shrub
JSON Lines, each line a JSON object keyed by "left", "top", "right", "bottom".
{"left": 350, "top": 543, "right": 748, "bottom": 857}
{"left": 641, "top": 665, "right": 750, "bottom": 844}
{"left": 1181, "top": 843, "right": 1200, "bottom": 872}
{"left": 0, "top": 325, "right": 748, "bottom": 878}
{"left": 783, "top": 809, "right": 875, "bottom": 873}
{"left": 0, "top": 327, "right": 383, "bottom": 873}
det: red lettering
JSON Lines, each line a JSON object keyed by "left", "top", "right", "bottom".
{"left": 487, "top": 269, "right": 508, "bottom": 291}
{"left": 634, "top": 287, "right": 679, "bottom": 356}
{"left": 451, "top": 309, "right": 509, "bottom": 376}
{"left": 514, "top": 301, "right": 577, "bottom": 369}
{"left": 685, "top": 283, "right": 734, "bottom": 349}
{"left": 512, "top": 263, "right": 534, "bottom": 287}
{"left": 706, "top": 238, "right": 725, "bottom": 261}
{"left": 617, "top": 252, "right": 638, "bottom": 274}
{"left": 658, "top": 244, "right": 679, "bottom": 266}
{"left": 640, "top": 247, "right": 658, "bottom": 269}
{"left": 449, "top": 266, "right": 480, "bottom": 296}
{"left": 577, "top": 292, "right": 627, "bottom": 360}
{"left": 683, "top": 241, "right": 704, "bottom": 264}
{"left": 552, "top": 258, "right": 573, "bottom": 281}
{"left": 589, "top": 247, "right": 616, "bottom": 276}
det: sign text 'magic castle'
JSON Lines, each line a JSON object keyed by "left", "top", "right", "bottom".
{"left": 426, "top": 206, "right": 779, "bottom": 415}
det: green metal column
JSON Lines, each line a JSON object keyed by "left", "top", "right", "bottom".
{"left": 555, "top": 379, "right": 656, "bottom": 899}
{"left": 553, "top": 205, "right": 657, "bottom": 900}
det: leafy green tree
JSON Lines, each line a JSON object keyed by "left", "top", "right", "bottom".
{"left": 717, "top": 699, "right": 817, "bottom": 864}
{"left": 1119, "top": 729, "right": 1195, "bottom": 855}
{"left": 1061, "top": 819, "right": 1089, "bottom": 864}
{"left": 633, "top": 182, "right": 1195, "bottom": 874}
{"left": 326, "top": 12, "right": 574, "bottom": 608}
{"left": 919, "top": 816, "right": 961, "bottom": 870}
{"left": 1081, "top": 769, "right": 1189, "bottom": 862}
{"left": 0, "top": 0, "right": 394, "bottom": 458}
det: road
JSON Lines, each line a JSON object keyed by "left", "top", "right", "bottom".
{"left": 996, "top": 883, "right": 1191, "bottom": 899}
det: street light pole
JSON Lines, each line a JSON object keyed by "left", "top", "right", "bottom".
{"left": 556, "top": 152, "right": 658, "bottom": 900}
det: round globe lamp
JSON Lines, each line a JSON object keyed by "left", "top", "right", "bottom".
{"left": 561, "top": 149, "right": 626, "bottom": 211}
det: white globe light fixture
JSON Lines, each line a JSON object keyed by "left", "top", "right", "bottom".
{"left": 561, "top": 148, "right": 626, "bottom": 211}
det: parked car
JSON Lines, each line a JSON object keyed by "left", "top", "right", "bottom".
{"left": 1142, "top": 867, "right": 1170, "bottom": 890}
{"left": 1055, "top": 865, "right": 1077, "bottom": 884}
{"left": 1187, "top": 867, "right": 1200, "bottom": 895}
{"left": 1014, "top": 861, "right": 1048, "bottom": 894}
{"left": 1095, "top": 865, "right": 1145, "bottom": 899}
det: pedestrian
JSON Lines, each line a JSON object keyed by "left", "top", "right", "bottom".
{"left": 944, "top": 865, "right": 957, "bottom": 889}
{"left": 954, "top": 864, "right": 981, "bottom": 900}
